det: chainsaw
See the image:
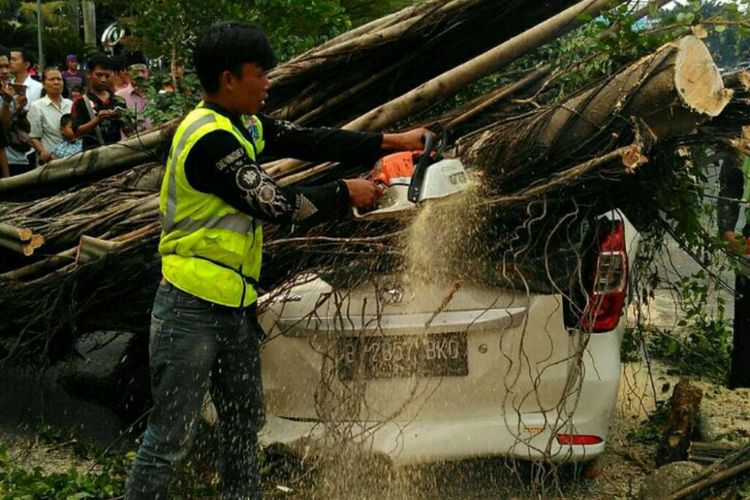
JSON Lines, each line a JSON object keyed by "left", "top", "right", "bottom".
{"left": 353, "top": 127, "right": 469, "bottom": 220}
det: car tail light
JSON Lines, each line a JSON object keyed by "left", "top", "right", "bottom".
{"left": 556, "top": 434, "right": 604, "bottom": 446}
{"left": 582, "top": 220, "right": 628, "bottom": 333}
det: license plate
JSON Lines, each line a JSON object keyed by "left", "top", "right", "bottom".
{"left": 337, "top": 332, "right": 468, "bottom": 380}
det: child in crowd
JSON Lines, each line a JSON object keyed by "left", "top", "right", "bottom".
{"left": 50, "top": 114, "right": 82, "bottom": 159}
{"left": 69, "top": 85, "right": 82, "bottom": 100}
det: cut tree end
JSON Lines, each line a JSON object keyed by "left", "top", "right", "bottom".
{"left": 674, "top": 36, "right": 732, "bottom": 118}
{"left": 621, "top": 145, "right": 648, "bottom": 172}
{"left": 76, "top": 235, "right": 122, "bottom": 265}
{"left": 17, "top": 228, "right": 33, "bottom": 241}
{"left": 29, "top": 234, "right": 45, "bottom": 250}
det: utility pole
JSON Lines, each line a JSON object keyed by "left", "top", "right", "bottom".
{"left": 36, "top": 0, "right": 44, "bottom": 71}
{"left": 81, "top": 0, "right": 96, "bottom": 46}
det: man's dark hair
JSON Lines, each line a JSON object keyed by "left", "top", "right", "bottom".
{"left": 193, "top": 21, "right": 276, "bottom": 93}
{"left": 10, "top": 47, "right": 34, "bottom": 67}
{"left": 126, "top": 51, "right": 148, "bottom": 68}
{"left": 86, "top": 53, "right": 113, "bottom": 72}
{"left": 59, "top": 113, "right": 73, "bottom": 129}
{"left": 111, "top": 54, "right": 127, "bottom": 73}
{"left": 0, "top": 45, "right": 8, "bottom": 58}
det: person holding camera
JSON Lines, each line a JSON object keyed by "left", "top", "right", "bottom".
{"left": 1, "top": 45, "right": 36, "bottom": 176}
{"left": 9, "top": 48, "right": 42, "bottom": 105}
{"left": 71, "top": 54, "right": 126, "bottom": 149}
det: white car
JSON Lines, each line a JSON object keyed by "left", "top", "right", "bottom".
{"left": 256, "top": 210, "right": 640, "bottom": 466}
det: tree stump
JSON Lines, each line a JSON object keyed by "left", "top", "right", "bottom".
{"left": 658, "top": 378, "right": 703, "bottom": 466}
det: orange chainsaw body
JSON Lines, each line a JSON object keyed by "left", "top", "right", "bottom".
{"left": 369, "top": 151, "right": 423, "bottom": 186}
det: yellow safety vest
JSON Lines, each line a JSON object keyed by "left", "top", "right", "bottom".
{"left": 159, "top": 105, "right": 266, "bottom": 308}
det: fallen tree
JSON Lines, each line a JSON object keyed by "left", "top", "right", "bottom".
{"left": 266, "top": 0, "right": 635, "bottom": 180}
{"left": 460, "top": 35, "right": 732, "bottom": 192}
{"left": 0, "top": 0, "right": 740, "bottom": 369}
{"left": 266, "top": 0, "right": 587, "bottom": 126}
{"left": 0, "top": 122, "right": 176, "bottom": 199}
{"left": 0, "top": 37, "right": 732, "bottom": 353}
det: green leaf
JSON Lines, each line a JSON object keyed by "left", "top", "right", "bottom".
{"left": 66, "top": 493, "right": 93, "bottom": 500}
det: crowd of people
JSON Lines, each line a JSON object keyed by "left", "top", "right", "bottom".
{"left": 0, "top": 47, "right": 159, "bottom": 178}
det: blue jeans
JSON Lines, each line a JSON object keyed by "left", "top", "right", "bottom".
{"left": 125, "top": 281, "right": 265, "bottom": 499}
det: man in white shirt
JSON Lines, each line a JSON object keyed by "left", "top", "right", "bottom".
{"left": 7, "top": 48, "right": 42, "bottom": 173}
{"left": 28, "top": 68, "right": 72, "bottom": 164}
{"left": 9, "top": 48, "right": 42, "bottom": 107}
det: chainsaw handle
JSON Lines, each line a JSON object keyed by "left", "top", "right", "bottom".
{"left": 416, "top": 132, "right": 435, "bottom": 166}
{"left": 408, "top": 132, "right": 437, "bottom": 204}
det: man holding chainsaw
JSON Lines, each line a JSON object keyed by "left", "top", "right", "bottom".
{"left": 125, "top": 21, "right": 431, "bottom": 499}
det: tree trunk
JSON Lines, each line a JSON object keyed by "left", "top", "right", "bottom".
{"left": 344, "top": 0, "right": 626, "bottom": 133}
{"left": 0, "top": 121, "right": 176, "bottom": 197}
{"left": 0, "top": 6, "right": 732, "bottom": 364}
{"left": 267, "top": 0, "right": 642, "bottom": 180}
{"left": 267, "top": 0, "right": 585, "bottom": 127}
{"left": 81, "top": 0, "right": 96, "bottom": 46}
{"left": 440, "top": 0, "right": 675, "bottom": 131}
{"left": 657, "top": 378, "right": 703, "bottom": 466}
{"left": 460, "top": 36, "right": 731, "bottom": 192}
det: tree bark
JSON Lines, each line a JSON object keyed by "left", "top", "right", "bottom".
{"left": 267, "top": 0, "right": 634, "bottom": 179}
{"left": 0, "top": 121, "right": 176, "bottom": 196}
{"left": 657, "top": 378, "right": 703, "bottom": 466}
{"left": 344, "top": 0, "right": 627, "bottom": 133}
{"left": 266, "top": 0, "right": 585, "bottom": 127}
{"left": 460, "top": 36, "right": 731, "bottom": 192}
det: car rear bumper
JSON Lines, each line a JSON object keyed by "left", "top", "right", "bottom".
{"left": 260, "top": 411, "right": 607, "bottom": 466}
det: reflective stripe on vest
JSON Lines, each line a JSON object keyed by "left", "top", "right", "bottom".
{"left": 158, "top": 106, "right": 265, "bottom": 308}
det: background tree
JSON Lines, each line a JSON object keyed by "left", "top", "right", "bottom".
{"left": 103, "top": 0, "right": 356, "bottom": 68}
{"left": 0, "top": 0, "right": 86, "bottom": 68}
{"left": 102, "top": 0, "right": 417, "bottom": 123}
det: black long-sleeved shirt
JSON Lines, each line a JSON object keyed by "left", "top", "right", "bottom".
{"left": 715, "top": 145, "right": 748, "bottom": 237}
{"left": 184, "top": 102, "right": 383, "bottom": 226}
